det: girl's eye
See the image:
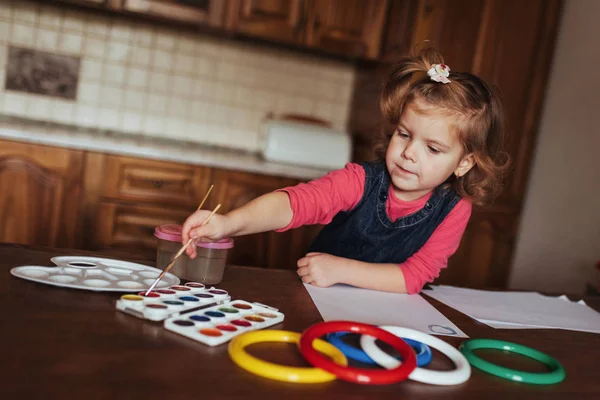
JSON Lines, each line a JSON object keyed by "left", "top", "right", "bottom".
{"left": 428, "top": 146, "right": 441, "bottom": 154}
{"left": 397, "top": 131, "right": 410, "bottom": 139}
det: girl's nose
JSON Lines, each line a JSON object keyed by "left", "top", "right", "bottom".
{"left": 402, "top": 142, "right": 417, "bottom": 163}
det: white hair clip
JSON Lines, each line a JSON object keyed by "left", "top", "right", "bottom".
{"left": 427, "top": 63, "right": 451, "bottom": 84}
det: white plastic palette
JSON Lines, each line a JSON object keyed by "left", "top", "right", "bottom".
{"left": 164, "top": 300, "right": 285, "bottom": 346}
{"left": 116, "top": 282, "right": 231, "bottom": 321}
{"left": 10, "top": 256, "right": 180, "bottom": 292}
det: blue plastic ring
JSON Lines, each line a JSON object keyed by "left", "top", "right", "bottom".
{"left": 326, "top": 332, "right": 432, "bottom": 367}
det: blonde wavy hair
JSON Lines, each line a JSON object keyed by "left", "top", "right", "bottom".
{"left": 375, "top": 47, "right": 510, "bottom": 206}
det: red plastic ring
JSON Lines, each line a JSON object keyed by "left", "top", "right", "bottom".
{"left": 299, "top": 321, "right": 417, "bottom": 385}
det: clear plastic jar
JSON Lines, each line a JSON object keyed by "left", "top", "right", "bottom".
{"left": 154, "top": 224, "right": 234, "bottom": 285}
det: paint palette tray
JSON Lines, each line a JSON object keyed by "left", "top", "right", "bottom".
{"left": 116, "top": 282, "right": 231, "bottom": 321}
{"left": 164, "top": 300, "right": 284, "bottom": 346}
{"left": 10, "top": 256, "right": 180, "bottom": 292}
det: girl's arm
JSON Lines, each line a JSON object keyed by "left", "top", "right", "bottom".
{"left": 297, "top": 253, "right": 408, "bottom": 292}
{"left": 340, "top": 260, "right": 408, "bottom": 292}
{"left": 297, "top": 199, "right": 472, "bottom": 293}
{"left": 226, "top": 191, "right": 294, "bottom": 235}
{"left": 225, "top": 161, "right": 365, "bottom": 235}
{"left": 182, "top": 163, "right": 365, "bottom": 258}
{"left": 182, "top": 191, "right": 293, "bottom": 258}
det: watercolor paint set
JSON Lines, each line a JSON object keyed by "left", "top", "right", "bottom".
{"left": 10, "top": 256, "right": 180, "bottom": 292}
{"left": 116, "top": 283, "right": 285, "bottom": 345}
{"left": 116, "top": 282, "right": 231, "bottom": 321}
{"left": 164, "top": 299, "right": 285, "bottom": 346}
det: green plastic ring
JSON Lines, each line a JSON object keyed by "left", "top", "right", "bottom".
{"left": 459, "top": 339, "right": 565, "bottom": 385}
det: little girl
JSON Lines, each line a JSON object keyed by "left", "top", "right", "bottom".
{"left": 182, "top": 47, "right": 508, "bottom": 294}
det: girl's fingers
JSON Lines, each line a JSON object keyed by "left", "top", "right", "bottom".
{"left": 297, "top": 258, "right": 308, "bottom": 268}
{"left": 190, "top": 224, "right": 217, "bottom": 242}
{"left": 301, "top": 275, "right": 313, "bottom": 284}
{"left": 182, "top": 210, "right": 214, "bottom": 243}
{"left": 297, "top": 266, "right": 309, "bottom": 277}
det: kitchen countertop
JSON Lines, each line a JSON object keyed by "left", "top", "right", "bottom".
{"left": 0, "top": 117, "right": 331, "bottom": 181}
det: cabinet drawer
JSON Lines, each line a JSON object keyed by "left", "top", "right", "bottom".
{"left": 95, "top": 201, "right": 192, "bottom": 258}
{"left": 100, "top": 155, "right": 211, "bottom": 207}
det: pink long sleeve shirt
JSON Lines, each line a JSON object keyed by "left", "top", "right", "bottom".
{"left": 277, "top": 163, "right": 471, "bottom": 294}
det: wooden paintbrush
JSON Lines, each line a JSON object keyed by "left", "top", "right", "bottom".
{"left": 197, "top": 184, "right": 213, "bottom": 211}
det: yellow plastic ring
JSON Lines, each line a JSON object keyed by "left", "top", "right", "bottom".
{"left": 228, "top": 330, "right": 348, "bottom": 383}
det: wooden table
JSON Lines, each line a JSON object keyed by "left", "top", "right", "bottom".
{"left": 2, "top": 243, "right": 599, "bottom": 399}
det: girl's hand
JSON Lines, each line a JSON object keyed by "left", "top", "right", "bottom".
{"left": 296, "top": 252, "right": 346, "bottom": 287}
{"left": 181, "top": 210, "right": 230, "bottom": 259}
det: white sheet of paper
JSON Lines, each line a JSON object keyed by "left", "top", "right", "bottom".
{"left": 303, "top": 283, "right": 468, "bottom": 338}
{"left": 422, "top": 285, "right": 600, "bottom": 334}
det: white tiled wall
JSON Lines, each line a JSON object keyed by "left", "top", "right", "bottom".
{"left": 0, "top": 1, "right": 355, "bottom": 151}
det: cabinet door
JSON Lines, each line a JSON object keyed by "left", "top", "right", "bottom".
{"left": 411, "top": 0, "right": 486, "bottom": 71}
{"left": 122, "top": 0, "right": 226, "bottom": 26}
{"left": 305, "top": 0, "right": 388, "bottom": 59}
{"left": 0, "top": 140, "right": 84, "bottom": 249}
{"left": 473, "top": 0, "right": 562, "bottom": 208}
{"left": 212, "top": 168, "right": 289, "bottom": 268}
{"left": 439, "top": 211, "right": 518, "bottom": 288}
{"left": 95, "top": 201, "right": 193, "bottom": 260}
{"left": 99, "top": 154, "right": 212, "bottom": 208}
{"left": 226, "top": 0, "right": 306, "bottom": 44}
{"left": 82, "top": 153, "right": 213, "bottom": 254}
{"left": 379, "top": 0, "right": 420, "bottom": 62}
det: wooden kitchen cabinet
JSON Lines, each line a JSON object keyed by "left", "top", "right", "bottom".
{"left": 305, "top": 0, "right": 389, "bottom": 59}
{"left": 227, "top": 0, "right": 389, "bottom": 59}
{"left": 0, "top": 140, "right": 84, "bottom": 249}
{"left": 226, "top": 0, "right": 306, "bottom": 44}
{"left": 94, "top": 200, "right": 193, "bottom": 259}
{"left": 98, "top": 154, "right": 211, "bottom": 208}
{"left": 439, "top": 211, "right": 518, "bottom": 288}
{"left": 46, "top": 0, "right": 392, "bottom": 60}
{"left": 81, "top": 153, "right": 212, "bottom": 258}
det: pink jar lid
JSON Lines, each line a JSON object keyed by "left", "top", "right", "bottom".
{"left": 196, "top": 237, "right": 234, "bottom": 249}
{"left": 154, "top": 224, "right": 182, "bottom": 242}
{"left": 154, "top": 224, "right": 234, "bottom": 249}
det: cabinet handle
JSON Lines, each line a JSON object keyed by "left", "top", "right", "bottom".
{"left": 314, "top": 14, "right": 321, "bottom": 29}
{"left": 296, "top": 3, "right": 308, "bottom": 33}
{"left": 151, "top": 179, "right": 163, "bottom": 188}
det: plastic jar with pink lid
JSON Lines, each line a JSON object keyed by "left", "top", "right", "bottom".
{"left": 154, "top": 224, "right": 234, "bottom": 285}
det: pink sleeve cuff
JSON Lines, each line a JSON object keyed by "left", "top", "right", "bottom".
{"left": 275, "top": 189, "right": 297, "bottom": 232}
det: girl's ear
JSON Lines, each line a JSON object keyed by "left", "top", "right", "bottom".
{"left": 454, "top": 153, "right": 475, "bottom": 178}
